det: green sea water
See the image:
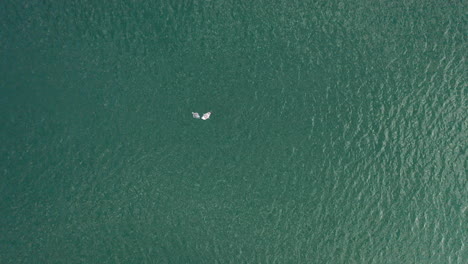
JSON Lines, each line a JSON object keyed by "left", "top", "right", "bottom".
{"left": 1, "top": 0, "right": 466, "bottom": 263}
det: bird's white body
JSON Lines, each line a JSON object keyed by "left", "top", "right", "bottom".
{"left": 201, "top": 112, "right": 211, "bottom": 120}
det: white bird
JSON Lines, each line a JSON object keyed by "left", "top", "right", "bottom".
{"left": 192, "top": 112, "right": 200, "bottom": 119}
{"left": 201, "top": 112, "right": 211, "bottom": 120}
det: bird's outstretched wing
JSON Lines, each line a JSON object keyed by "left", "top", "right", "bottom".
{"left": 192, "top": 112, "right": 200, "bottom": 119}
{"left": 201, "top": 112, "right": 211, "bottom": 120}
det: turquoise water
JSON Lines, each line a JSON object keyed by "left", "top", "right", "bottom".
{"left": 1, "top": 1, "right": 466, "bottom": 263}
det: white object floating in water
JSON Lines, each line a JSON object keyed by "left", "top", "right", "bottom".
{"left": 201, "top": 112, "right": 211, "bottom": 120}
{"left": 192, "top": 112, "right": 200, "bottom": 119}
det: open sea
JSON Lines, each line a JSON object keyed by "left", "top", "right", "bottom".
{"left": 1, "top": 0, "right": 466, "bottom": 263}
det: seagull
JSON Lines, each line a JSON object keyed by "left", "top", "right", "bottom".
{"left": 201, "top": 112, "right": 211, "bottom": 120}
{"left": 192, "top": 112, "right": 200, "bottom": 119}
